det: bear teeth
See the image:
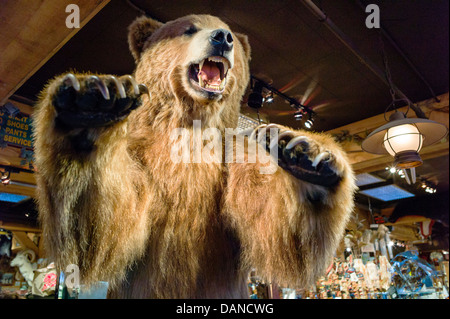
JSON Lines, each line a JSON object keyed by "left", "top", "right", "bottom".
{"left": 190, "top": 56, "right": 230, "bottom": 93}
{"left": 198, "top": 56, "right": 229, "bottom": 79}
{"left": 207, "top": 57, "right": 230, "bottom": 76}
{"left": 219, "top": 80, "right": 225, "bottom": 90}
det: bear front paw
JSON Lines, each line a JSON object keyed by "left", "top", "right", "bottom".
{"left": 251, "top": 124, "right": 342, "bottom": 187}
{"left": 52, "top": 73, "right": 149, "bottom": 130}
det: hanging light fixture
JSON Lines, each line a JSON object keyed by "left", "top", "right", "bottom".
{"left": 361, "top": 35, "right": 448, "bottom": 184}
{"left": 362, "top": 110, "right": 447, "bottom": 168}
{"left": 362, "top": 103, "right": 447, "bottom": 184}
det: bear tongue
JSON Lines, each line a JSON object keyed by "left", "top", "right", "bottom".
{"left": 198, "top": 62, "right": 221, "bottom": 85}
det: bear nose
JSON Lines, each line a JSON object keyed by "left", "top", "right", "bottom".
{"left": 209, "top": 29, "right": 233, "bottom": 52}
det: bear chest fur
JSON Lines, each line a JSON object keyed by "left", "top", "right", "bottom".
{"left": 122, "top": 143, "right": 246, "bottom": 298}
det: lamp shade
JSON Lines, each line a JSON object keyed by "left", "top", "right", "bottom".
{"left": 383, "top": 123, "right": 423, "bottom": 156}
{"left": 361, "top": 112, "right": 448, "bottom": 168}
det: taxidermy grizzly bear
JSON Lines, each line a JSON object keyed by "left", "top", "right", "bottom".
{"left": 33, "top": 14, "right": 356, "bottom": 298}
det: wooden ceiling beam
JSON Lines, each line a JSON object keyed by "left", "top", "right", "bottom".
{"left": 0, "top": 221, "right": 41, "bottom": 233}
{"left": 0, "top": 183, "right": 35, "bottom": 198}
{"left": 0, "top": 0, "right": 110, "bottom": 105}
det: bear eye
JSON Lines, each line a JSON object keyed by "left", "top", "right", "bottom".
{"left": 184, "top": 25, "right": 198, "bottom": 36}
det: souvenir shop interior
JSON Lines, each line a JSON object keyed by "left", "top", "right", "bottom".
{"left": 0, "top": 1, "right": 449, "bottom": 299}
{"left": 248, "top": 205, "right": 449, "bottom": 299}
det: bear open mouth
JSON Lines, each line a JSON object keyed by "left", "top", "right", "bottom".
{"left": 188, "top": 56, "right": 230, "bottom": 94}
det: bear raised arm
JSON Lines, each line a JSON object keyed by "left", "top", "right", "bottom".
{"left": 33, "top": 14, "right": 356, "bottom": 298}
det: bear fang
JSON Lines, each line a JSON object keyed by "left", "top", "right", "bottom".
{"left": 176, "top": 303, "right": 210, "bottom": 316}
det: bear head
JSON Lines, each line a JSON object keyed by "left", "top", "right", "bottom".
{"left": 128, "top": 15, "right": 251, "bottom": 129}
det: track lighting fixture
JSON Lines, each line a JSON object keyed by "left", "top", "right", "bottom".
{"left": 248, "top": 76, "right": 316, "bottom": 128}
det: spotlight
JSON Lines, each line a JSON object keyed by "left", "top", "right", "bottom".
{"left": 389, "top": 167, "right": 397, "bottom": 174}
{"left": 264, "top": 92, "right": 274, "bottom": 104}
{"left": 294, "top": 109, "right": 303, "bottom": 121}
{"left": 303, "top": 112, "right": 314, "bottom": 129}
{"left": 304, "top": 118, "right": 314, "bottom": 129}
{"left": 425, "top": 187, "right": 437, "bottom": 193}
{"left": 248, "top": 81, "right": 264, "bottom": 109}
{"left": 1, "top": 170, "right": 11, "bottom": 185}
{"left": 421, "top": 178, "right": 437, "bottom": 194}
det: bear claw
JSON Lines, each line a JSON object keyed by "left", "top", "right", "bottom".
{"left": 250, "top": 124, "right": 341, "bottom": 187}
{"left": 62, "top": 73, "right": 81, "bottom": 92}
{"left": 138, "top": 83, "right": 150, "bottom": 96}
{"left": 285, "top": 136, "right": 309, "bottom": 150}
{"left": 86, "top": 75, "right": 110, "bottom": 100}
{"left": 268, "top": 130, "right": 294, "bottom": 150}
{"left": 53, "top": 73, "right": 147, "bottom": 131}
{"left": 105, "top": 75, "right": 127, "bottom": 99}
{"left": 311, "top": 151, "right": 331, "bottom": 169}
{"left": 120, "top": 75, "right": 141, "bottom": 96}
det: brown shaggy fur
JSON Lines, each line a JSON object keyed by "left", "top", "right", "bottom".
{"left": 32, "top": 14, "right": 356, "bottom": 298}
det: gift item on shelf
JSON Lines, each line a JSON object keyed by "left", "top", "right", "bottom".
{"left": 302, "top": 255, "right": 391, "bottom": 299}
{"left": 247, "top": 269, "right": 270, "bottom": 299}
{"left": 301, "top": 249, "right": 448, "bottom": 299}
{"left": 31, "top": 262, "right": 57, "bottom": 297}
{"left": 390, "top": 250, "right": 441, "bottom": 297}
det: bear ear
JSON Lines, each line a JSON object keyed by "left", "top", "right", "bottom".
{"left": 128, "top": 16, "right": 164, "bottom": 61}
{"left": 235, "top": 33, "right": 251, "bottom": 61}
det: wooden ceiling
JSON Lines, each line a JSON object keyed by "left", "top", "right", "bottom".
{"left": 0, "top": 1, "right": 448, "bottom": 233}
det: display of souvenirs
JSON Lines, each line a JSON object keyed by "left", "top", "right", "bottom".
{"left": 390, "top": 250, "right": 437, "bottom": 294}
{"left": 247, "top": 269, "right": 269, "bottom": 299}
{"left": 302, "top": 255, "right": 392, "bottom": 299}
{"left": 300, "top": 250, "right": 448, "bottom": 299}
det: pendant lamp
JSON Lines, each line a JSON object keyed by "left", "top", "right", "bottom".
{"left": 362, "top": 109, "right": 448, "bottom": 184}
